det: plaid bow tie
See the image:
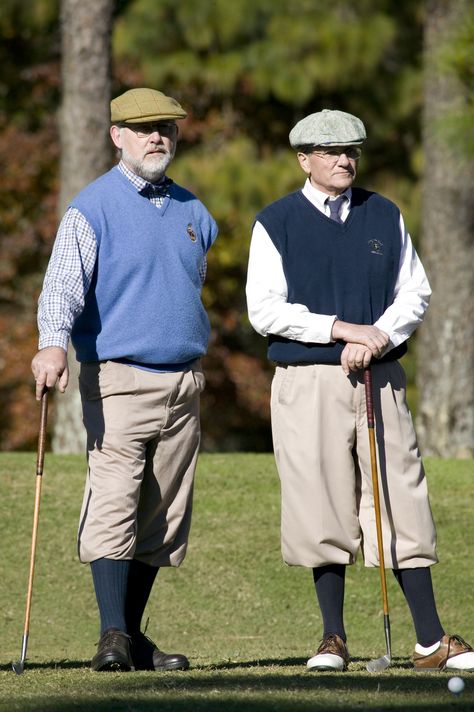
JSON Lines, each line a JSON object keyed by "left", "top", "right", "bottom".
{"left": 142, "top": 178, "right": 172, "bottom": 198}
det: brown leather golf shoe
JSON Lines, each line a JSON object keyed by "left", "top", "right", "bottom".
{"left": 91, "top": 628, "right": 132, "bottom": 672}
{"left": 307, "top": 633, "right": 350, "bottom": 671}
{"left": 131, "top": 632, "right": 190, "bottom": 671}
{"left": 413, "top": 634, "right": 474, "bottom": 672}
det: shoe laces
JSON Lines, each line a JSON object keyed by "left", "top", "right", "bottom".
{"left": 128, "top": 620, "right": 162, "bottom": 653}
{"left": 317, "top": 633, "right": 348, "bottom": 658}
{"left": 97, "top": 629, "right": 131, "bottom": 647}
{"left": 448, "top": 634, "right": 473, "bottom": 652}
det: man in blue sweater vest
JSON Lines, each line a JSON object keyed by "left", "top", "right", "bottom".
{"left": 32, "top": 88, "right": 218, "bottom": 672}
{"left": 246, "top": 109, "right": 473, "bottom": 672}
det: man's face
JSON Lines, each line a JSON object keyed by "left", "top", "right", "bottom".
{"left": 297, "top": 146, "right": 360, "bottom": 196}
{"left": 110, "top": 121, "right": 178, "bottom": 182}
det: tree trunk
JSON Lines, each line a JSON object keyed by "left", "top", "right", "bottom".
{"left": 417, "top": 0, "right": 474, "bottom": 457}
{"left": 53, "top": 0, "right": 114, "bottom": 453}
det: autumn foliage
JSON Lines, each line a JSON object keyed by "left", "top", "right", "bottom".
{"left": 0, "top": 0, "right": 434, "bottom": 451}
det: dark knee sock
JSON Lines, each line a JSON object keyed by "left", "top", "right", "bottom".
{"left": 393, "top": 567, "right": 445, "bottom": 646}
{"left": 124, "top": 559, "right": 160, "bottom": 637}
{"left": 90, "top": 558, "right": 130, "bottom": 634}
{"left": 312, "top": 564, "right": 346, "bottom": 642}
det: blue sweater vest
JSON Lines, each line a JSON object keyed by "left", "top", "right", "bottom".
{"left": 256, "top": 188, "right": 406, "bottom": 364}
{"left": 70, "top": 167, "right": 218, "bottom": 365}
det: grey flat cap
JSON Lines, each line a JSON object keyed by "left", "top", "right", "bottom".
{"left": 289, "top": 109, "right": 366, "bottom": 149}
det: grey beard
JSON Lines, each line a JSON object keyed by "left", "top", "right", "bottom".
{"left": 122, "top": 148, "right": 174, "bottom": 182}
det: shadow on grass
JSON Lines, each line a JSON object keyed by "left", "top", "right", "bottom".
{"left": 1, "top": 657, "right": 472, "bottom": 711}
{"left": 206, "top": 655, "right": 414, "bottom": 670}
{"left": 0, "top": 655, "right": 414, "bottom": 673}
{"left": 1, "top": 659, "right": 90, "bottom": 672}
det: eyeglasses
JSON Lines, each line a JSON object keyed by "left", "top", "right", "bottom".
{"left": 120, "top": 121, "right": 177, "bottom": 138}
{"left": 310, "top": 146, "right": 362, "bottom": 161}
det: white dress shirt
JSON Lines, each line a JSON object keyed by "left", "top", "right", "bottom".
{"left": 246, "top": 179, "right": 431, "bottom": 355}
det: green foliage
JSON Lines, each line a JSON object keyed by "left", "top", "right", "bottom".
{"left": 112, "top": 0, "right": 428, "bottom": 451}
{"left": 3, "top": 0, "right": 472, "bottom": 450}
{"left": 114, "top": 0, "right": 418, "bottom": 135}
{"left": 0, "top": 453, "right": 473, "bottom": 710}
{"left": 434, "top": 4, "right": 474, "bottom": 156}
{"left": 0, "top": 0, "right": 60, "bottom": 129}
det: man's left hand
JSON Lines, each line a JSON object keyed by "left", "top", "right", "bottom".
{"left": 340, "top": 343, "right": 373, "bottom": 375}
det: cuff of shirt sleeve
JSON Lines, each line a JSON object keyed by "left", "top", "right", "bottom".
{"left": 301, "top": 314, "right": 339, "bottom": 344}
{"left": 38, "top": 332, "right": 70, "bottom": 351}
{"left": 373, "top": 318, "right": 410, "bottom": 351}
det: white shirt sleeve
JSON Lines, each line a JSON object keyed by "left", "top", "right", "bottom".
{"left": 245, "top": 221, "right": 337, "bottom": 343}
{"left": 374, "top": 213, "right": 431, "bottom": 351}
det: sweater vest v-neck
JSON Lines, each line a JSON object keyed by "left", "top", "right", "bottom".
{"left": 70, "top": 167, "right": 218, "bottom": 365}
{"left": 256, "top": 188, "right": 406, "bottom": 365}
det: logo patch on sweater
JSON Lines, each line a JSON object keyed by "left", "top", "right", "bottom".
{"left": 187, "top": 224, "right": 197, "bottom": 242}
{"left": 368, "top": 239, "right": 384, "bottom": 255}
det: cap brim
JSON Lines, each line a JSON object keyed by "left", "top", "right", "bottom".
{"left": 318, "top": 139, "right": 365, "bottom": 146}
{"left": 114, "top": 113, "right": 186, "bottom": 124}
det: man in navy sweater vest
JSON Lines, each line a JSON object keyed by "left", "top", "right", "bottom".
{"left": 246, "top": 109, "right": 473, "bottom": 672}
{"left": 32, "top": 88, "right": 218, "bottom": 671}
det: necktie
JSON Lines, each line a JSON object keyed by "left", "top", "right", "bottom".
{"left": 326, "top": 195, "right": 346, "bottom": 224}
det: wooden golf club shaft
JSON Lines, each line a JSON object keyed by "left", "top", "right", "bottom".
{"left": 20, "top": 390, "right": 49, "bottom": 653}
{"left": 364, "top": 368, "right": 391, "bottom": 656}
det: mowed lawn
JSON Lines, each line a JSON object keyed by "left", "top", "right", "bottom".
{"left": 0, "top": 451, "right": 472, "bottom": 711}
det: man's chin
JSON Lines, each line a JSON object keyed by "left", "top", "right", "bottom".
{"left": 335, "top": 178, "right": 354, "bottom": 190}
{"left": 140, "top": 160, "right": 169, "bottom": 182}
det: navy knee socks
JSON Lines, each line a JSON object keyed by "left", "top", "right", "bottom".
{"left": 125, "top": 559, "right": 160, "bottom": 636}
{"left": 393, "top": 567, "right": 444, "bottom": 646}
{"left": 91, "top": 558, "right": 130, "bottom": 634}
{"left": 91, "top": 558, "right": 159, "bottom": 636}
{"left": 312, "top": 564, "right": 347, "bottom": 641}
{"left": 312, "top": 564, "right": 444, "bottom": 648}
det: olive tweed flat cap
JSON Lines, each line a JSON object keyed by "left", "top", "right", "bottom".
{"left": 110, "top": 88, "right": 187, "bottom": 124}
{"left": 289, "top": 109, "right": 366, "bottom": 149}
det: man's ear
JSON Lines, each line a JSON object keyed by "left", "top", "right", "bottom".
{"left": 110, "top": 124, "right": 123, "bottom": 149}
{"left": 297, "top": 152, "right": 310, "bottom": 175}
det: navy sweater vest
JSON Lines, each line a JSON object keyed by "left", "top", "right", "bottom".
{"left": 256, "top": 188, "right": 407, "bottom": 364}
{"left": 70, "top": 167, "right": 217, "bottom": 364}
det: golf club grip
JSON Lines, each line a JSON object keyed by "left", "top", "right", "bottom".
{"left": 364, "top": 368, "right": 374, "bottom": 428}
{"left": 36, "top": 390, "right": 48, "bottom": 477}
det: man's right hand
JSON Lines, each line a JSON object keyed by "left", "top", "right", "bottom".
{"left": 31, "top": 347, "right": 69, "bottom": 401}
{"left": 331, "top": 320, "right": 390, "bottom": 358}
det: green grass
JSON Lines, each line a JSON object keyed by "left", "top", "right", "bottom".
{"left": 0, "top": 453, "right": 473, "bottom": 710}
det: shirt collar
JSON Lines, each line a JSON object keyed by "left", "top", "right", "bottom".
{"left": 302, "top": 178, "right": 351, "bottom": 212}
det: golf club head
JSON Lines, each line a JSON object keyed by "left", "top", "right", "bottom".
{"left": 12, "top": 660, "right": 25, "bottom": 675}
{"left": 366, "top": 654, "right": 391, "bottom": 673}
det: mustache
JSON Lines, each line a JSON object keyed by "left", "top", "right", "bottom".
{"left": 336, "top": 167, "right": 355, "bottom": 176}
{"left": 145, "top": 148, "right": 168, "bottom": 156}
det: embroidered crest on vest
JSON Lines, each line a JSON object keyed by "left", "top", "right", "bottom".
{"left": 187, "top": 224, "right": 197, "bottom": 242}
{"left": 368, "top": 239, "right": 384, "bottom": 255}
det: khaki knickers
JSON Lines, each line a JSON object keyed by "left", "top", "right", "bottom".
{"left": 77, "top": 360, "right": 204, "bottom": 567}
{"left": 271, "top": 361, "right": 437, "bottom": 569}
